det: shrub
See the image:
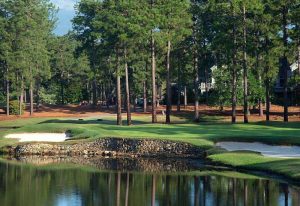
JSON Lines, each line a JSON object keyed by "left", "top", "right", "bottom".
{"left": 38, "top": 87, "right": 56, "bottom": 104}
{"left": 0, "top": 93, "right": 5, "bottom": 108}
{"left": 9, "top": 100, "right": 25, "bottom": 115}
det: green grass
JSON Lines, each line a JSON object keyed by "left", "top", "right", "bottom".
{"left": 0, "top": 115, "right": 300, "bottom": 180}
{"left": 209, "top": 153, "right": 300, "bottom": 179}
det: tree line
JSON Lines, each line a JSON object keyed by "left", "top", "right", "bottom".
{"left": 0, "top": 0, "right": 299, "bottom": 125}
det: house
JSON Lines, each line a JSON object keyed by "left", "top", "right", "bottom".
{"left": 201, "top": 61, "right": 299, "bottom": 96}
{"left": 199, "top": 65, "right": 217, "bottom": 93}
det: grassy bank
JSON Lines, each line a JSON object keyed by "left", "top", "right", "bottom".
{"left": 0, "top": 115, "right": 300, "bottom": 180}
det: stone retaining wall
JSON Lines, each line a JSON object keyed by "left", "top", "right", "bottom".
{"left": 6, "top": 138, "right": 205, "bottom": 158}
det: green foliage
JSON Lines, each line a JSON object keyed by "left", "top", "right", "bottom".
{"left": 38, "top": 87, "right": 56, "bottom": 105}
{"left": 9, "top": 100, "right": 25, "bottom": 115}
{"left": 209, "top": 67, "right": 232, "bottom": 108}
{"left": 0, "top": 92, "right": 5, "bottom": 106}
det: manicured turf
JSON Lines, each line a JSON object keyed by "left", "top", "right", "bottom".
{"left": 209, "top": 153, "right": 300, "bottom": 179}
{"left": 0, "top": 115, "right": 300, "bottom": 180}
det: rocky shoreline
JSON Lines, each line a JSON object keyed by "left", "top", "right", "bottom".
{"left": 4, "top": 138, "right": 206, "bottom": 159}
{"left": 6, "top": 155, "right": 206, "bottom": 172}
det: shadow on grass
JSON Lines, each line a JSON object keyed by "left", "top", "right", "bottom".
{"left": 253, "top": 121, "right": 300, "bottom": 129}
{"left": 247, "top": 159, "right": 300, "bottom": 179}
{"left": 34, "top": 118, "right": 300, "bottom": 147}
{"left": 38, "top": 119, "right": 153, "bottom": 125}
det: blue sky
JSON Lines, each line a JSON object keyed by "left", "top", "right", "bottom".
{"left": 50, "top": 0, "right": 77, "bottom": 36}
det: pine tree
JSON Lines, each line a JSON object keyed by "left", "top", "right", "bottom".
{"left": 158, "top": 0, "right": 192, "bottom": 123}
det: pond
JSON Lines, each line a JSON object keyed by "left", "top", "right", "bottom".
{"left": 0, "top": 158, "right": 299, "bottom": 206}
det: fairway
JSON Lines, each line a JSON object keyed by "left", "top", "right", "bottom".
{"left": 1, "top": 116, "right": 300, "bottom": 181}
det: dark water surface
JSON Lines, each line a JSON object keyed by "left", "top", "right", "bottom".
{"left": 0, "top": 159, "right": 299, "bottom": 206}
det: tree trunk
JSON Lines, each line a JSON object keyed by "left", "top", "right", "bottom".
{"left": 204, "top": 56, "right": 209, "bottom": 105}
{"left": 184, "top": 86, "right": 187, "bottom": 109}
{"left": 124, "top": 48, "right": 131, "bottom": 126}
{"left": 116, "top": 51, "right": 122, "bottom": 125}
{"left": 231, "top": 4, "right": 237, "bottom": 124}
{"left": 143, "top": 81, "right": 147, "bottom": 113}
{"left": 243, "top": 5, "right": 249, "bottom": 123}
{"left": 24, "top": 90, "right": 27, "bottom": 104}
{"left": 177, "top": 62, "right": 181, "bottom": 112}
{"left": 6, "top": 66, "right": 9, "bottom": 116}
{"left": 259, "top": 74, "right": 263, "bottom": 116}
{"left": 19, "top": 79, "right": 24, "bottom": 116}
{"left": 298, "top": 44, "right": 300, "bottom": 75}
{"left": 36, "top": 81, "right": 40, "bottom": 110}
{"left": 60, "top": 79, "right": 64, "bottom": 105}
{"left": 151, "top": 31, "right": 157, "bottom": 123}
{"left": 265, "top": 78, "right": 270, "bottom": 121}
{"left": 166, "top": 40, "right": 172, "bottom": 124}
{"left": 30, "top": 81, "right": 33, "bottom": 116}
{"left": 259, "top": 99, "right": 263, "bottom": 117}
{"left": 92, "top": 78, "right": 97, "bottom": 106}
{"left": 194, "top": 55, "right": 199, "bottom": 122}
{"left": 282, "top": 6, "right": 289, "bottom": 122}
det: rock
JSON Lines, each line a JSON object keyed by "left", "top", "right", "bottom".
{"left": 7, "top": 138, "right": 205, "bottom": 158}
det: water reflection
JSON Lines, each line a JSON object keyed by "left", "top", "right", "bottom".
{"left": 0, "top": 160, "right": 299, "bottom": 206}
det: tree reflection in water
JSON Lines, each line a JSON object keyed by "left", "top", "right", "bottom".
{"left": 0, "top": 161, "right": 299, "bottom": 206}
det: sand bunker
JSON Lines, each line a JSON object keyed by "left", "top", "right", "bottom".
{"left": 5, "top": 133, "right": 69, "bottom": 142}
{"left": 216, "top": 142, "right": 300, "bottom": 158}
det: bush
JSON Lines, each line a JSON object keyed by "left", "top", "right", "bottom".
{"left": 9, "top": 100, "right": 25, "bottom": 115}
{"left": 38, "top": 87, "right": 56, "bottom": 104}
{"left": 0, "top": 93, "right": 5, "bottom": 108}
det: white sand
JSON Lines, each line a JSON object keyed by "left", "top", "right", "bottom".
{"left": 5, "top": 133, "right": 69, "bottom": 142}
{"left": 216, "top": 142, "right": 300, "bottom": 158}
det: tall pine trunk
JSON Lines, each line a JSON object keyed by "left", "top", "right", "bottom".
{"left": 116, "top": 50, "right": 122, "bottom": 125}
{"left": 24, "top": 90, "right": 27, "bottom": 104}
{"left": 204, "top": 65, "right": 209, "bottom": 105}
{"left": 124, "top": 48, "right": 131, "bottom": 125}
{"left": 194, "top": 55, "right": 199, "bottom": 122}
{"left": 177, "top": 62, "right": 181, "bottom": 112}
{"left": 151, "top": 0, "right": 157, "bottom": 123}
{"left": 143, "top": 62, "right": 148, "bottom": 113}
{"left": 255, "top": 32, "right": 263, "bottom": 117}
{"left": 231, "top": 63, "right": 237, "bottom": 123}
{"left": 282, "top": 6, "right": 289, "bottom": 122}
{"left": 19, "top": 78, "right": 24, "bottom": 116}
{"left": 243, "top": 5, "right": 249, "bottom": 123}
{"left": 143, "top": 81, "right": 147, "bottom": 113}
{"left": 265, "top": 77, "right": 270, "bottom": 121}
{"left": 6, "top": 66, "right": 9, "bottom": 116}
{"left": 193, "top": 13, "right": 199, "bottom": 122}
{"left": 258, "top": 72, "right": 263, "bottom": 117}
{"left": 36, "top": 80, "right": 40, "bottom": 110}
{"left": 92, "top": 78, "right": 97, "bottom": 106}
{"left": 151, "top": 33, "right": 157, "bottom": 123}
{"left": 30, "top": 81, "right": 33, "bottom": 116}
{"left": 166, "top": 40, "right": 171, "bottom": 124}
{"left": 184, "top": 86, "right": 187, "bottom": 109}
{"left": 60, "top": 76, "right": 64, "bottom": 105}
{"left": 231, "top": 4, "right": 237, "bottom": 124}
{"left": 298, "top": 44, "right": 300, "bottom": 75}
